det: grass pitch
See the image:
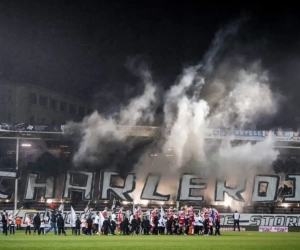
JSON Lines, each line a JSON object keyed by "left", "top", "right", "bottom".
{"left": 1, "top": 230, "right": 299, "bottom": 250}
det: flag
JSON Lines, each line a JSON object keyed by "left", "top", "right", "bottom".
{"left": 111, "top": 198, "right": 116, "bottom": 210}
{"left": 160, "top": 206, "right": 165, "bottom": 217}
{"left": 132, "top": 202, "right": 136, "bottom": 215}
{"left": 71, "top": 206, "right": 76, "bottom": 226}
{"left": 44, "top": 208, "right": 49, "bottom": 221}
{"left": 13, "top": 206, "right": 23, "bottom": 217}
{"left": 58, "top": 204, "right": 64, "bottom": 214}
{"left": 99, "top": 210, "right": 105, "bottom": 232}
{"left": 84, "top": 201, "right": 90, "bottom": 215}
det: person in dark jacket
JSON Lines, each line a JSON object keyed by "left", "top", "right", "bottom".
{"left": 33, "top": 213, "right": 41, "bottom": 235}
{"left": 102, "top": 217, "right": 109, "bottom": 235}
{"left": 75, "top": 217, "right": 81, "bottom": 235}
{"left": 123, "top": 217, "right": 129, "bottom": 235}
{"left": 57, "top": 214, "right": 67, "bottom": 236}
{"left": 1, "top": 210, "right": 8, "bottom": 236}
{"left": 130, "top": 215, "right": 137, "bottom": 235}
{"left": 166, "top": 215, "right": 173, "bottom": 235}
{"left": 86, "top": 216, "right": 93, "bottom": 235}
{"left": 136, "top": 217, "right": 141, "bottom": 235}
{"left": 215, "top": 214, "right": 221, "bottom": 236}
{"left": 152, "top": 215, "right": 159, "bottom": 235}
{"left": 110, "top": 218, "right": 116, "bottom": 235}
{"left": 173, "top": 217, "right": 179, "bottom": 235}
{"left": 142, "top": 216, "right": 150, "bottom": 235}
{"left": 45, "top": 210, "right": 57, "bottom": 235}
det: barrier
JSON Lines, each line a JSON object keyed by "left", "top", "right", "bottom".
{"left": 258, "top": 226, "right": 288, "bottom": 232}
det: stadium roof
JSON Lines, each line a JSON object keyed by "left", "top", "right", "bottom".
{"left": 1, "top": 125, "right": 300, "bottom": 148}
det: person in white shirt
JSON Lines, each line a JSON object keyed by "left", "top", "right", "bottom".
{"left": 233, "top": 210, "right": 240, "bottom": 232}
{"left": 81, "top": 217, "right": 87, "bottom": 235}
{"left": 129, "top": 214, "right": 134, "bottom": 224}
{"left": 9, "top": 214, "right": 16, "bottom": 235}
{"left": 111, "top": 212, "right": 116, "bottom": 222}
{"left": 158, "top": 216, "right": 167, "bottom": 235}
{"left": 40, "top": 216, "right": 45, "bottom": 235}
{"left": 25, "top": 215, "right": 31, "bottom": 235}
{"left": 94, "top": 212, "right": 100, "bottom": 234}
{"left": 193, "top": 213, "right": 203, "bottom": 235}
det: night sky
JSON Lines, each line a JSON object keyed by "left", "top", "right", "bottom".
{"left": 0, "top": 1, "right": 300, "bottom": 128}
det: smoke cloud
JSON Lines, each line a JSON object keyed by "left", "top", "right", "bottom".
{"left": 65, "top": 16, "right": 280, "bottom": 204}
{"left": 64, "top": 65, "right": 157, "bottom": 165}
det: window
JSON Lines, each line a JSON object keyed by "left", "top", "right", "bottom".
{"left": 29, "top": 93, "right": 37, "bottom": 104}
{"left": 69, "top": 104, "right": 76, "bottom": 114}
{"left": 78, "top": 106, "right": 85, "bottom": 117}
{"left": 60, "top": 101, "right": 67, "bottom": 112}
{"left": 39, "top": 95, "right": 48, "bottom": 107}
{"left": 41, "top": 117, "right": 46, "bottom": 124}
{"left": 49, "top": 98, "right": 58, "bottom": 110}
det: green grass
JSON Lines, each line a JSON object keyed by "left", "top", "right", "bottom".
{"left": 1, "top": 231, "right": 300, "bottom": 250}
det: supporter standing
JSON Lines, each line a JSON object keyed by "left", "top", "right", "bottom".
{"left": 40, "top": 216, "right": 45, "bottom": 235}
{"left": 45, "top": 210, "right": 57, "bottom": 235}
{"left": 233, "top": 210, "right": 240, "bottom": 232}
{"left": 86, "top": 215, "right": 93, "bottom": 235}
{"left": 93, "top": 212, "right": 99, "bottom": 234}
{"left": 25, "top": 215, "right": 31, "bottom": 235}
{"left": 215, "top": 212, "right": 221, "bottom": 236}
{"left": 9, "top": 213, "right": 15, "bottom": 235}
{"left": 75, "top": 216, "right": 81, "bottom": 235}
{"left": 15, "top": 216, "right": 22, "bottom": 230}
{"left": 33, "top": 213, "right": 41, "bottom": 235}
{"left": 1, "top": 210, "right": 8, "bottom": 236}
{"left": 57, "top": 214, "right": 67, "bottom": 236}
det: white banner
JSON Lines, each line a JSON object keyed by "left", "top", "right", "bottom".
{"left": 259, "top": 226, "right": 288, "bottom": 232}
{"left": 221, "top": 213, "right": 300, "bottom": 227}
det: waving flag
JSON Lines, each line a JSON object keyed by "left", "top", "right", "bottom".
{"left": 44, "top": 208, "right": 49, "bottom": 221}
{"left": 160, "top": 206, "right": 165, "bottom": 217}
{"left": 99, "top": 210, "right": 105, "bottom": 232}
{"left": 71, "top": 206, "right": 77, "bottom": 226}
{"left": 132, "top": 202, "right": 136, "bottom": 215}
{"left": 13, "top": 206, "right": 23, "bottom": 217}
{"left": 58, "top": 204, "right": 64, "bottom": 214}
{"left": 84, "top": 201, "right": 90, "bottom": 215}
{"left": 111, "top": 198, "right": 116, "bottom": 210}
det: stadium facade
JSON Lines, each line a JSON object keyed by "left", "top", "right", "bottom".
{"left": 1, "top": 125, "right": 300, "bottom": 215}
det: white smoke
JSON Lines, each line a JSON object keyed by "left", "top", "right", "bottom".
{"left": 66, "top": 17, "right": 281, "bottom": 205}
{"left": 64, "top": 68, "right": 157, "bottom": 165}
{"left": 209, "top": 63, "right": 277, "bottom": 128}
{"left": 211, "top": 137, "right": 278, "bottom": 179}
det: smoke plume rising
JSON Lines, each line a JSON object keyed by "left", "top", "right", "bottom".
{"left": 65, "top": 17, "right": 280, "bottom": 204}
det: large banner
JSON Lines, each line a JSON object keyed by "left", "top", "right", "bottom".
{"left": 0, "top": 211, "right": 299, "bottom": 228}
{"left": 1, "top": 170, "right": 300, "bottom": 203}
{"left": 221, "top": 214, "right": 299, "bottom": 227}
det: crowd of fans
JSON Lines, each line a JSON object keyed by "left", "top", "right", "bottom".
{"left": 273, "top": 157, "right": 300, "bottom": 174}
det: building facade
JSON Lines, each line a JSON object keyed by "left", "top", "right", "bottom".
{"left": 0, "top": 80, "right": 91, "bottom": 125}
